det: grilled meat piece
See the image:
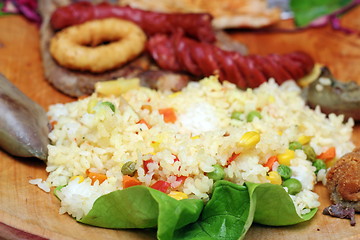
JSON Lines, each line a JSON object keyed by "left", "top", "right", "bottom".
{"left": 38, "top": 0, "right": 191, "bottom": 97}
{"left": 326, "top": 148, "right": 360, "bottom": 212}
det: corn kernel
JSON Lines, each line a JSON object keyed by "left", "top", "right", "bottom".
{"left": 191, "top": 135, "right": 200, "bottom": 140}
{"left": 238, "top": 131, "right": 260, "bottom": 148}
{"left": 298, "top": 135, "right": 312, "bottom": 145}
{"left": 277, "top": 149, "right": 295, "bottom": 166}
{"left": 87, "top": 98, "right": 98, "bottom": 114}
{"left": 168, "top": 191, "right": 188, "bottom": 200}
{"left": 266, "top": 171, "right": 282, "bottom": 185}
{"left": 278, "top": 131, "right": 283, "bottom": 136}
{"left": 150, "top": 141, "right": 161, "bottom": 152}
{"left": 70, "top": 175, "right": 84, "bottom": 183}
{"left": 95, "top": 78, "right": 140, "bottom": 96}
{"left": 141, "top": 104, "right": 152, "bottom": 113}
{"left": 268, "top": 95, "right": 275, "bottom": 103}
{"left": 168, "top": 91, "right": 182, "bottom": 98}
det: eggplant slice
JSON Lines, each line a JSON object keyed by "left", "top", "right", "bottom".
{"left": 303, "top": 66, "right": 360, "bottom": 121}
{"left": 0, "top": 74, "right": 49, "bottom": 161}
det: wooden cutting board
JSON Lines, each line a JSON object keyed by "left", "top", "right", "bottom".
{"left": 0, "top": 10, "right": 359, "bottom": 240}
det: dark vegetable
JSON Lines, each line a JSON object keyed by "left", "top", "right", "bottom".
{"left": 290, "top": 0, "right": 353, "bottom": 27}
{"left": 303, "top": 66, "right": 360, "bottom": 121}
{"left": 290, "top": 0, "right": 360, "bottom": 34}
{"left": 323, "top": 204, "right": 356, "bottom": 226}
{"left": 303, "top": 145, "right": 317, "bottom": 162}
{"left": 121, "top": 161, "right": 136, "bottom": 176}
{"left": 246, "top": 111, "right": 262, "bottom": 122}
{"left": 289, "top": 141, "right": 302, "bottom": 150}
{"left": 312, "top": 159, "right": 327, "bottom": 174}
{"left": 207, "top": 164, "right": 225, "bottom": 181}
{"left": 0, "top": 73, "right": 49, "bottom": 160}
{"left": 282, "top": 178, "right": 302, "bottom": 195}
{"left": 277, "top": 164, "right": 292, "bottom": 180}
{"left": 0, "top": 0, "right": 41, "bottom": 24}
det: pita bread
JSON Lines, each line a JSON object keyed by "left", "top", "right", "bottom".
{"left": 118, "top": 0, "right": 281, "bottom": 29}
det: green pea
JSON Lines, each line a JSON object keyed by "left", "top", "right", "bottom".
{"left": 246, "top": 110, "right": 262, "bottom": 122}
{"left": 312, "top": 159, "right": 326, "bottom": 174}
{"left": 277, "top": 164, "right": 292, "bottom": 180}
{"left": 101, "top": 101, "right": 115, "bottom": 112}
{"left": 303, "top": 145, "right": 316, "bottom": 162}
{"left": 207, "top": 164, "right": 225, "bottom": 181}
{"left": 121, "top": 161, "right": 136, "bottom": 176}
{"left": 282, "top": 178, "right": 302, "bottom": 195}
{"left": 231, "top": 111, "right": 243, "bottom": 120}
{"left": 289, "top": 141, "right": 302, "bottom": 151}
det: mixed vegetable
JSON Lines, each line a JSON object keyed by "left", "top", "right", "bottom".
{"left": 75, "top": 181, "right": 317, "bottom": 240}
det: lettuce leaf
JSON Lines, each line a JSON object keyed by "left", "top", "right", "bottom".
{"left": 78, "top": 181, "right": 317, "bottom": 240}
{"left": 290, "top": 0, "right": 353, "bottom": 27}
{"left": 246, "top": 182, "right": 317, "bottom": 226}
{"left": 173, "top": 181, "right": 254, "bottom": 240}
{"left": 79, "top": 185, "right": 204, "bottom": 240}
{"left": 173, "top": 181, "right": 317, "bottom": 240}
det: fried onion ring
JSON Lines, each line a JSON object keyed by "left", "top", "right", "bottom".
{"left": 50, "top": 18, "right": 147, "bottom": 73}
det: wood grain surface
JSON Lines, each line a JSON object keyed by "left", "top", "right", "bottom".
{"left": 0, "top": 8, "right": 359, "bottom": 240}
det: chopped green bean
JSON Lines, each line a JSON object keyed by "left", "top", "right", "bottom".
{"left": 121, "top": 161, "right": 136, "bottom": 176}
{"left": 246, "top": 111, "right": 262, "bottom": 122}
{"left": 101, "top": 101, "right": 115, "bottom": 112}
{"left": 303, "top": 145, "right": 317, "bottom": 162}
{"left": 231, "top": 111, "right": 243, "bottom": 120}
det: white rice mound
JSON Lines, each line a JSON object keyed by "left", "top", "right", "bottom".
{"left": 45, "top": 76, "right": 355, "bottom": 220}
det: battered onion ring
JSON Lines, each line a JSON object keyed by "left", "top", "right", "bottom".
{"left": 50, "top": 18, "right": 147, "bottom": 73}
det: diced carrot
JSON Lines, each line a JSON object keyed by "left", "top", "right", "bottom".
{"left": 88, "top": 172, "right": 107, "bottom": 185}
{"left": 317, "top": 147, "right": 336, "bottom": 161}
{"left": 151, "top": 180, "right": 171, "bottom": 193}
{"left": 226, "top": 152, "right": 240, "bottom": 167}
{"left": 158, "top": 108, "right": 177, "bottom": 123}
{"left": 122, "top": 175, "right": 142, "bottom": 189}
{"left": 137, "top": 119, "right": 152, "bottom": 129}
{"left": 263, "top": 156, "right": 278, "bottom": 171}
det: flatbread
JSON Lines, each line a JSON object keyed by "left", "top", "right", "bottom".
{"left": 118, "top": 0, "right": 281, "bottom": 29}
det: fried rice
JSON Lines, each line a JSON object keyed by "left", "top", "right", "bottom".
{"left": 43, "top": 76, "right": 355, "bottom": 220}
